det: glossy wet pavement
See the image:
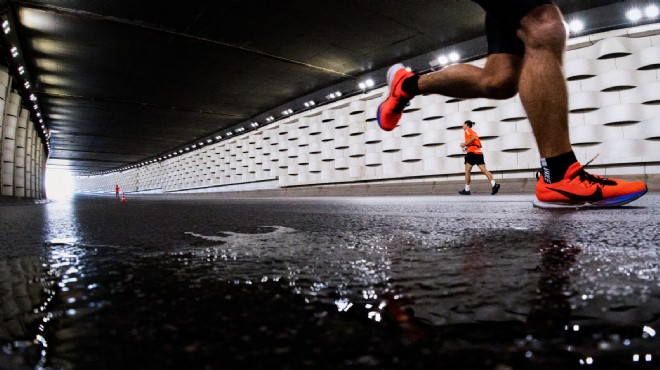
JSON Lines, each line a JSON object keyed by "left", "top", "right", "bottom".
{"left": 0, "top": 193, "right": 658, "bottom": 370}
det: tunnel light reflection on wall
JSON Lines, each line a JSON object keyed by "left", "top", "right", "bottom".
{"left": 568, "top": 19, "right": 585, "bottom": 34}
{"left": 429, "top": 52, "right": 461, "bottom": 69}
{"left": 627, "top": 5, "right": 659, "bottom": 21}
{"left": 646, "top": 5, "right": 660, "bottom": 18}
{"left": 358, "top": 79, "right": 374, "bottom": 90}
{"left": 438, "top": 52, "right": 460, "bottom": 66}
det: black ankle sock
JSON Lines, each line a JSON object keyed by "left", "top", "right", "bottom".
{"left": 540, "top": 151, "right": 578, "bottom": 183}
{"left": 401, "top": 74, "right": 419, "bottom": 96}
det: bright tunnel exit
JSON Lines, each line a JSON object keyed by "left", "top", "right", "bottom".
{"left": 45, "top": 168, "right": 75, "bottom": 200}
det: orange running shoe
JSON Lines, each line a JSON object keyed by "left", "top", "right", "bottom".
{"left": 534, "top": 161, "right": 647, "bottom": 208}
{"left": 376, "top": 63, "right": 415, "bottom": 131}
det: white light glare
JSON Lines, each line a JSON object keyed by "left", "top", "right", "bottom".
{"left": 437, "top": 55, "right": 449, "bottom": 65}
{"left": 448, "top": 52, "right": 460, "bottom": 62}
{"left": 646, "top": 5, "right": 659, "bottom": 18}
{"left": 2, "top": 20, "right": 10, "bottom": 34}
{"left": 10, "top": 46, "right": 17, "bottom": 57}
{"left": 568, "top": 19, "right": 584, "bottom": 34}
{"left": 643, "top": 326, "right": 656, "bottom": 337}
{"left": 627, "top": 8, "right": 643, "bottom": 22}
{"left": 579, "top": 357, "right": 594, "bottom": 365}
{"left": 18, "top": 66, "right": 24, "bottom": 75}
{"left": 359, "top": 79, "right": 375, "bottom": 90}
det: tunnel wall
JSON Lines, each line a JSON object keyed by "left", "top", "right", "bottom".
{"left": 76, "top": 25, "right": 660, "bottom": 195}
{"left": 0, "top": 66, "right": 46, "bottom": 199}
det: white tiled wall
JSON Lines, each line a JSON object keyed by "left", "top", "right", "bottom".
{"left": 76, "top": 24, "right": 660, "bottom": 194}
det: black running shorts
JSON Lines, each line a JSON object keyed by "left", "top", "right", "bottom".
{"left": 465, "top": 152, "right": 486, "bottom": 166}
{"left": 471, "top": 0, "right": 554, "bottom": 56}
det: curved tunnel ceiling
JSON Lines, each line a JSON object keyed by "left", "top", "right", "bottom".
{"left": 0, "top": 0, "right": 650, "bottom": 174}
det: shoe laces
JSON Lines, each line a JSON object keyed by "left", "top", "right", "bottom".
{"left": 575, "top": 154, "right": 616, "bottom": 186}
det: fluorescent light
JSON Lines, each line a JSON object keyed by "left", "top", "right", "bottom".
{"left": 568, "top": 19, "right": 584, "bottom": 33}
{"left": 645, "top": 5, "right": 659, "bottom": 18}
{"left": 626, "top": 8, "right": 643, "bottom": 21}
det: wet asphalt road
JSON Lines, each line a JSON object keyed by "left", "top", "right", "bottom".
{"left": 0, "top": 193, "right": 658, "bottom": 370}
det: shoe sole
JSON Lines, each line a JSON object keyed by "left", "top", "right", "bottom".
{"left": 376, "top": 101, "right": 391, "bottom": 131}
{"left": 386, "top": 63, "right": 405, "bottom": 85}
{"left": 533, "top": 187, "right": 648, "bottom": 209}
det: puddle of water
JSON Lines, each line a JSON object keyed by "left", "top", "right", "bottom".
{"left": 0, "top": 224, "right": 658, "bottom": 369}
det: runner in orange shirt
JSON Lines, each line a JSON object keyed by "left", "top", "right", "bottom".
{"left": 459, "top": 120, "right": 500, "bottom": 195}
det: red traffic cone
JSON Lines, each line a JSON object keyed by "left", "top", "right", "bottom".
{"left": 121, "top": 192, "right": 126, "bottom": 202}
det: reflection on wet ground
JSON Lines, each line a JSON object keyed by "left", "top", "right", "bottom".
{"left": 0, "top": 194, "right": 658, "bottom": 369}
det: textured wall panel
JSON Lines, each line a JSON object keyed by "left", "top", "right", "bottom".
{"left": 77, "top": 25, "right": 660, "bottom": 195}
